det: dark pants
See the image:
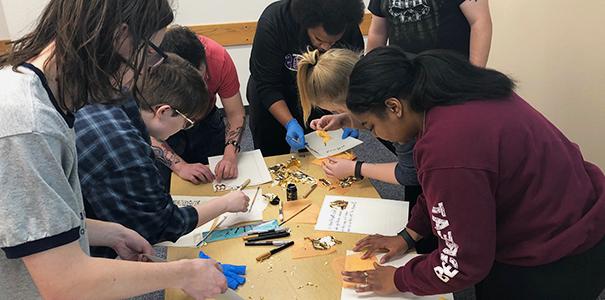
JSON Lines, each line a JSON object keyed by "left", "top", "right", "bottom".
{"left": 156, "top": 107, "right": 226, "bottom": 192}
{"left": 475, "top": 236, "right": 605, "bottom": 300}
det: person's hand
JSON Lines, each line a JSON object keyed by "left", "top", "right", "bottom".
{"left": 110, "top": 225, "right": 154, "bottom": 261}
{"left": 310, "top": 113, "right": 352, "bottom": 131}
{"left": 173, "top": 162, "right": 215, "bottom": 184}
{"left": 322, "top": 158, "right": 356, "bottom": 179}
{"left": 285, "top": 119, "right": 306, "bottom": 150}
{"left": 353, "top": 234, "right": 408, "bottom": 264}
{"left": 221, "top": 191, "right": 250, "bottom": 213}
{"left": 180, "top": 258, "right": 228, "bottom": 300}
{"left": 342, "top": 263, "right": 399, "bottom": 295}
{"left": 214, "top": 150, "right": 238, "bottom": 182}
{"left": 342, "top": 127, "right": 360, "bottom": 139}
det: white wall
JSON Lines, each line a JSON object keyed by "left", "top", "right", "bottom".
{"left": 0, "top": 2, "right": 9, "bottom": 39}
{"left": 0, "top": 0, "right": 45, "bottom": 39}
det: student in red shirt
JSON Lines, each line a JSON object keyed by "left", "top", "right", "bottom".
{"left": 342, "top": 47, "right": 605, "bottom": 299}
{"left": 154, "top": 26, "right": 246, "bottom": 188}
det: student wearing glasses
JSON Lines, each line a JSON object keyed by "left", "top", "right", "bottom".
{"left": 152, "top": 25, "right": 247, "bottom": 189}
{"left": 74, "top": 52, "right": 250, "bottom": 258}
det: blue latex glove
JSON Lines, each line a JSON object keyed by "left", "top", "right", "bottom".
{"left": 199, "top": 251, "right": 247, "bottom": 290}
{"left": 342, "top": 127, "right": 360, "bottom": 139}
{"left": 285, "top": 118, "right": 306, "bottom": 150}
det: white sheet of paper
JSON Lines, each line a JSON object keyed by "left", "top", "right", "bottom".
{"left": 208, "top": 150, "right": 272, "bottom": 187}
{"left": 156, "top": 189, "right": 265, "bottom": 247}
{"left": 341, "top": 251, "right": 454, "bottom": 300}
{"left": 314, "top": 195, "right": 408, "bottom": 236}
{"left": 304, "top": 129, "right": 363, "bottom": 159}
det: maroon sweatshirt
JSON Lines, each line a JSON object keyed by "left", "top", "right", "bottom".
{"left": 395, "top": 93, "right": 605, "bottom": 294}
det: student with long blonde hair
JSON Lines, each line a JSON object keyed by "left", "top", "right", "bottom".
{"left": 298, "top": 49, "right": 424, "bottom": 204}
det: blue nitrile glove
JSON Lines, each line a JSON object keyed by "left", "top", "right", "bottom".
{"left": 342, "top": 127, "right": 359, "bottom": 139}
{"left": 199, "top": 251, "right": 247, "bottom": 290}
{"left": 285, "top": 118, "right": 306, "bottom": 150}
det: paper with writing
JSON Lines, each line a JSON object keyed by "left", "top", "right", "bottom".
{"left": 315, "top": 196, "right": 408, "bottom": 236}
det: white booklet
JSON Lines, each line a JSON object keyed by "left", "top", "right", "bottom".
{"left": 315, "top": 195, "right": 408, "bottom": 236}
{"left": 304, "top": 129, "right": 363, "bottom": 159}
{"left": 208, "top": 149, "right": 272, "bottom": 188}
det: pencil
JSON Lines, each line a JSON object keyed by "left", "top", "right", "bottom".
{"left": 196, "top": 217, "right": 227, "bottom": 247}
{"left": 238, "top": 178, "right": 251, "bottom": 191}
{"left": 278, "top": 198, "right": 284, "bottom": 222}
{"left": 279, "top": 203, "right": 312, "bottom": 226}
{"left": 302, "top": 183, "right": 317, "bottom": 199}
{"left": 248, "top": 186, "right": 261, "bottom": 213}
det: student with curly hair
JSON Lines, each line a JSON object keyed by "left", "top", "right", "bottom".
{"left": 248, "top": 0, "right": 365, "bottom": 156}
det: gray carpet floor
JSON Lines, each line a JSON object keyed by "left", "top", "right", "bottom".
{"left": 132, "top": 121, "right": 604, "bottom": 300}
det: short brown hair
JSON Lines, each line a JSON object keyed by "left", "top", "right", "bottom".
{"left": 137, "top": 53, "right": 210, "bottom": 121}
{"left": 0, "top": 0, "right": 174, "bottom": 112}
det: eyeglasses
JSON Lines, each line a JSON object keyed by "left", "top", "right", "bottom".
{"left": 146, "top": 39, "right": 168, "bottom": 71}
{"left": 173, "top": 108, "right": 195, "bottom": 130}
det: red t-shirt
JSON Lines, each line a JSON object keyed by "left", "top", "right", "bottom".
{"left": 396, "top": 93, "right": 605, "bottom": 295}
{"left": 198, "top": 35, "right": 240, "bottom": 107}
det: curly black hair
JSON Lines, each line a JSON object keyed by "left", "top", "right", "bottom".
{"left": 291, "top": 0, "right": 365, "bottom": 35}
{"left": 160, "top": 25, "right": 206, "bottom": 69}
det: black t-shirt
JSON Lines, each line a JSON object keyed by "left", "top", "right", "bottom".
{"left": 368, "top": 0, "right": 470, "bottom": 56}
{"left": 248, "top": 0, "right": 364, "bottom": 114}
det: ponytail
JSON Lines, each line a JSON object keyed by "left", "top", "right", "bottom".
{"left": 347, "top": 46, "right": 515, "bottom": 115}
{"left": 297, "top": 49, "right": 321, "bottom": 125}
{"left": 296, "top": 48, "right": 360, "bottom": 124}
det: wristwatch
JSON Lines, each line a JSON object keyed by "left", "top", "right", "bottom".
{"left": 354, "top": 161, "right": 365, "bottom": 179}
{"left": 225, "top": 140, "right": 241, "bottom": 152}
{"left": 397, "top": 228, "right": 416, "bottom": 249}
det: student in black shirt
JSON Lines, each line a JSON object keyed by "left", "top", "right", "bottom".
{"left": 247, "top": 0, "right": 365, "bottom": 156}
{"left": 367, "top": 0, "right": 492, "bottom": 67}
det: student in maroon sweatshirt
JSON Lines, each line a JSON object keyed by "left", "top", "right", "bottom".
{"left": 341, "top": 47, "right": 605, "bottom": 299}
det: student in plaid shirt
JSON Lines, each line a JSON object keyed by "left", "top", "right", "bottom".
{"left": 75, "top": 52, "right": 249, "bottom": 258}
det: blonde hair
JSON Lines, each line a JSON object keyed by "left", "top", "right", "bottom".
{"left": 297, "top": 48, "right": 361, "bottom": 124}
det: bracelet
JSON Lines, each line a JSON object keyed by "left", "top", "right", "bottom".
{"left": 354, "top": 161, "right": 365, "bottom": 179}
{"left": 225, "top": 140, "right": 241, "bottom": 152}
{"left": 397, "top": 228, "right": 416, "bottom": 249}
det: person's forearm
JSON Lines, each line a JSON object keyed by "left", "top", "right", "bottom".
{"left": 151, "top": 137, "right": 185, "bottom": 171}
{"left": 366, "top": 16, "right": 388, "bottom": 53}
{"left": 360, "top": 162, "right": 399, "bottom": 184}
{"left": 222, "top": 94, "right": 246, "bottom": 155}
{"left": 268, "top": 100, "right": 295, "bottom": 126}
{"left": 86, "top": 219, "right": 124, "bottom": 247}
{"left": 27, "top": 243, "right": 187, "bottom": 299}
{"left": 468, "top": 19, "right": 492, "bottom": 67}
{"left": 193, "top": 197, "right": 229, "bottom": 227}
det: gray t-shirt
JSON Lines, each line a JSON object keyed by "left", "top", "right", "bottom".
{"left": 0, "top": 65, "right": 89, "bottom": 299}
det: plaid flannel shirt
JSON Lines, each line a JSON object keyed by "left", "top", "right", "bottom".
{"left": 75, "top": 99, "right": 198, "bottom": 254}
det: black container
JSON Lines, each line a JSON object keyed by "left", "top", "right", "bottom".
{"left": 286, "top": 183, "right": 298, "bottom": 201}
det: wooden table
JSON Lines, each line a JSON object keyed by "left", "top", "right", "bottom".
{"left": 166, "top": 153, "right": 381, "bottom": 300}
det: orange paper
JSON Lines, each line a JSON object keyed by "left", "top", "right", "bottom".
{"left": 283, "top": 200, "right": 319, "bottom": 224}
{"left": 332, "top": 253, "right": 377, "bottom": 288}
{"left": 291, "top": 237, "right": 337, "bottom": 259}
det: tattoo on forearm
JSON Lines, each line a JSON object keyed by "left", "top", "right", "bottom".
{"left": 225, "top": 115, "right": 246, "bottom": 145}
{"left": 151, "top": 142, "right": 182, "bottom": 168}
